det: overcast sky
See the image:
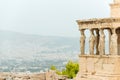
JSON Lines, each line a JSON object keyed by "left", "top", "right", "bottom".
{"left": 0, "top": 0, "right": 113, "bottom": 37}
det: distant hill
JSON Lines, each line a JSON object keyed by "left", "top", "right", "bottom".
{"left": 0, "top": 30, "right": 81, "bottom": 72}
{"left": 0, "top": 30, "right": 80, "bottom": 60}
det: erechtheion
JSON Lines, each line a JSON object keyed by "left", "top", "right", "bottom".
{"left": 75, "top": 0, "right": 120, "bottom": 80}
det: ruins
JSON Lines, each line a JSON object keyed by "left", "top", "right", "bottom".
{"left": 75, "top": 0, "right": 120, "bottom": 80}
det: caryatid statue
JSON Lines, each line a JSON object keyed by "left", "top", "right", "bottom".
{"left": 110, "top": 28, "right": 118, "bottom": 55}
{"left": 80, "top": 29, "right": 86, "bottom": 55}
{"left": 95, "top": 29, "right": 100, "bottom": 55}
{"left": 99, "top": 29, "right": 105, "bottom": 55}
{"left": 89, "top": 29, "right": 95, "bottom": 55}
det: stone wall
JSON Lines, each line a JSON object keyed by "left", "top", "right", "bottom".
{"left": 110, "top": 4, "right": 120, "bottom": 17}
{"left": 74, "top": 55, "right": 120, "bottom": 80}
{"left": 0, "top": 71, "right": 67, "bottom": 80}
{"left": 0, "top": 72, "right": 46, "bottom": 80}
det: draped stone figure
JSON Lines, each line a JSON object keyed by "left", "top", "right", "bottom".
{"left": 89, "top": 29, "right": 95, "bottom": 55}
{"left": 110, "top": 28, "right": 118, "bottom": 55}
{"left": 98, "top": 29, "right": 105, "bottom": 55}
{"left": 116, "top": 28, "right": 120, "bottom": 55}
{"left": 80, "top": 29, "right": 86, "bottom": 55}
{"left": 95, "top": 29, "right": 100, "bottom": 55}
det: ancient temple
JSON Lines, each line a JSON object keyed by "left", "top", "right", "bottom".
{"left": 75, "top": 0, "right": 120, "bottom": 80}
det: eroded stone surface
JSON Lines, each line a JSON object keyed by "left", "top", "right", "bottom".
{"left": 75, "top": 0, "right": 120, "bottom": 80}
{"left": 75, "top": 56, "right": 120, "bottom": 80}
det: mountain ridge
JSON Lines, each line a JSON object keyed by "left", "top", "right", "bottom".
{"left": 0, "top": 30, "right": 80, "bottom": 59}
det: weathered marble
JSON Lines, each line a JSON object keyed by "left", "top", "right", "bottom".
{"left": 110, "top": 28, "right": 118, "bottom": 55}
{"left": 99, "top": 29, "right": 105, "bottom": 55}
{"left": 95, "top": 29, "right": 100, "bottom": 55}
{"left": 80, "top": 29, "right": 86, "bottom": 55}
{"left": 74, "top": 56, "right": 120, "bottom": 80}
{"left": 75, "top": 0, "right": 120, "bottom": 80}
{"left": 89, "top": 29, "right": 95, "bottom": 55}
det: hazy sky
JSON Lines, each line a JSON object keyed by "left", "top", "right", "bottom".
{"left": 0, "top": 0, "right": 113, "bottom": 37}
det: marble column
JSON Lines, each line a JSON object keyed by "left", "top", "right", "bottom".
{"left": 99, "top": 29, "right": 105, "bottom": 55}
{"left": 89, "top": 29, "right": 95, "bottom": 55}
{"left": 80, "top": 29, "right": 86, "bottom": 55}
{"left": 110, "top": 28, "right": 118, "bottom": 55}
{"left": 95, "top": 29, "right": 100, "bottom": 55}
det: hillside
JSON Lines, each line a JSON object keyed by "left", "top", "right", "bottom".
{"left": 0, "top": 30, "right": 80, "bottom": 72}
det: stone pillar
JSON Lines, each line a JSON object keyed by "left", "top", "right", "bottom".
{"left": 95, "top": 29, "right": 100, "bottom": 55}
{"left": 108, "top": 29, "right": 112, "bottom": 55}
{"left": 89, "top": 29, "right": 95, "bottom": 55}
{"left": 110, "top": 28, "right": 118, "bottom": 55}
{"left": 116, "top": 28, "right": 120, "bottom": 55}
{"left": 80, "top": 29, "right": 86, "bottom": 55}
{"left": 99, "top": 29, "right": 105, "bottom": 55}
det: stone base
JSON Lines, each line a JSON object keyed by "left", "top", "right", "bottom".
{"left": 74, "top": 55, "right": 120, "bottom": 80}
{"left": 75, "top": 73, "right": 120, "bottom": 80}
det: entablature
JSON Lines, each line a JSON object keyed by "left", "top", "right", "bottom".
{"left": 77, "top": 18, "right": 120, "bottom": 30}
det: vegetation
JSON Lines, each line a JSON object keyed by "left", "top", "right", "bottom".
{"left": 50, "top": 65, "right": 62, "bottom": 75}
{"left": 50, "top": 65, "right": 57, "bottom": 70}
{"left": 50, "top": 61, "right": 79, "bottom": 79}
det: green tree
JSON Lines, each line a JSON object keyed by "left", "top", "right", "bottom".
{"left": 50, "top": 65, "right": 57, "bottom": 70}
{"left": 62, "top": 61, "right": 79, "bottom": 79}
{"left": 50, "top": 65, "right": 62, "bottom": 75}
{"left": 50, "top": 61, "right": 79, "bottom": 79}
